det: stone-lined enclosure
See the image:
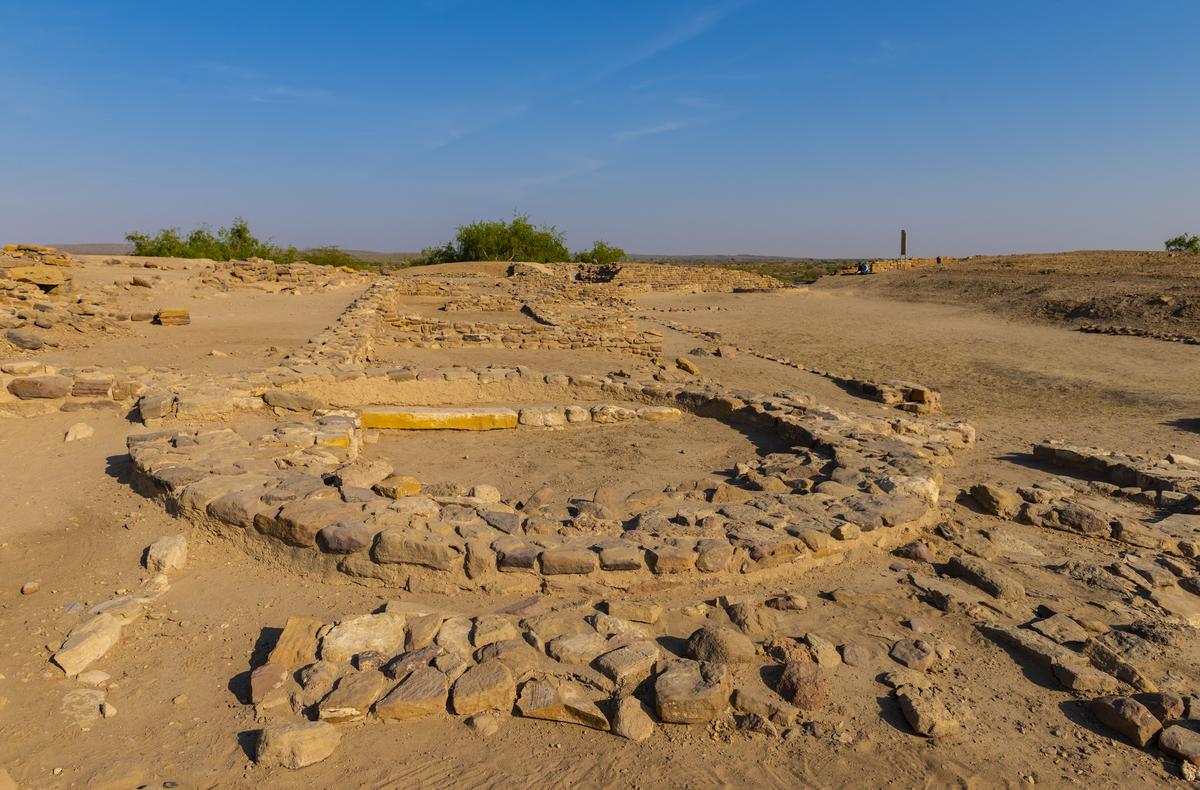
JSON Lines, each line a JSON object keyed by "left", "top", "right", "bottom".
{"left": 126, "top": 366, "right": 975, "bottom": 594}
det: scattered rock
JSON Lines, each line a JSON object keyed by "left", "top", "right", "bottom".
{"left": 375, "top": 667, "right": 448, "bottom": 720}
{"left": 686, "top": 626, "right": 755, "bottom": 664}
{"left": 776, "top": 660, "right": 825, "bottom": 710}
{"left": 1136, "top": 691, "right": 1186, "bottom": 723}
{"left": 268, "top": 617, "right": 323, "bottom": 669}
{"left": 546, "top": 632, "right": 609, "bottom": 665}
{"left": 896, "top": 686, "right": 959, "bottom": 738}
{"left": 655, "top": 661, "right": 729, "bottom": 723}
{"left": 801, "top": 633, "right": 841, "bottom": 668}
{"left": 839, "top": 642, "right": 874, "bottom": 668}
{"left": 946, "top": 554, "right": 1025, "bottom": 601}
{"left": 605, "top": 600, "right": 662, "bottom": 624}
{"left": 1159, "top": 725, "right": 1200, "bottom": 766}
{"left": 64, "top": 422, "right": 94, "bottom": 442}
{"left": 1029, "top": 613, "right": 1089, "bottom": 645}
{"left": 53, "top": 613, "right": 123, "bottom": 676}
{"left": 612, "top": 696, "right": 657, "bottom": 741}
{"left": 466, "top": 711, "right": 503, "bottom": 737}
{"left": 516, "top": 677, "right": 609, "bottom": 730}
{"left": 320, "top": 613, "right": 406, "bottom": 663}
{"left": 765, "top": 594, "right": 808, "bottom": 611}
{"left": 1090, "top": 696, "right": 1162, "bottom": 747}
{"left": 255, "top": 721, "right": 341, "bottom": 769}
{"left": 145, "top": 535, "right": 187, "bottom": 573}
{"left": 970, "top": 483, "right": 1022, "bottom": 518}
{"left": 450, "top": 660, "right": 515, "bottom": 715}
{"left": 889, "top": 638, "right": 936, "bottom": 671}
{"left": 595, "top": 642, "right": 660, "bottom": 686}
{"left": 250, "top": 663, "right": 287, "bottom": 704}
{"left": 318, "top": 669, "right": 386, "bottom": 723}
{"left": 8, "top": 375, "right": 71, "bottom": 399}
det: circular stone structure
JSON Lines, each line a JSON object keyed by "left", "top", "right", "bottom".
{"left": 127, "top": 360, "right": 974, "bottom": 596}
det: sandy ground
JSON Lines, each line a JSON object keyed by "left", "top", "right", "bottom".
{"left": 39, "top": 256, "right": 366, "bottom": 371}
{"left": 639, "top": 286, "right": 1200, "bottom": 471}
{"left": 368, "top": 413, "right": 785, "bottom": 501}
{"left": 1, "top": 258, "right": 1197, "bottom": 788}
{"left": 826, "top": 251, "right": 1200, "bottom": 337}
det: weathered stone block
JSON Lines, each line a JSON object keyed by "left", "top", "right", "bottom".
{"left": 360, "top": 406, "right": 518, "bottom": 431}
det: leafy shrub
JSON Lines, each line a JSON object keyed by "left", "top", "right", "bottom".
{"left": 125, "top": 218, "right": 374, "bottom": 269}
{"left": 126, "top": 217, "right": 281, "bottom": 261}
{"left": 574, "top": 241, "right": 626, "bottom": 265}
{"left": 416, "top": 215, "right": 571, "bottom": 264}
{"left": 1165, "top": 233, "right": 1200, "bottom": 253}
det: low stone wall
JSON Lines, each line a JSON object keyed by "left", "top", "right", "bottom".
{"left": 194, "top": 258, "right": 371, "bottom": 294}
{"left": 126, "top": 369, "right": 975, "bottom": 596}
{"left": 1077, "top": 323, "right": 1200, "bottom": 346}
{"left": 382, "top": 312, "right": 661, "bottom": 359}
{"left": 1033, "top": 441, "right": 1200, "bottom": 505}
{"left": 576, "top": 263, "right": 784, "bottom": 292}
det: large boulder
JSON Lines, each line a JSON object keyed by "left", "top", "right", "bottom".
{"left": 686, "top": 626, "right": 756, "bottom": 664}
{"left": 255, "top": 721, "right": 341, "bottom": 769}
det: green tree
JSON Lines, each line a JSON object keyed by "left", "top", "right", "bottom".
{"left": 415, "top": 215, "right": 571, "bottom": 264}
{"left": 1165, "top": 233, "right": 1200, "bottom": 253}
{"left": 573, "top": 240, "right": 626, "bottom": 265}
{"left": 126, "top": 217, "right": 280, "bottom": 261}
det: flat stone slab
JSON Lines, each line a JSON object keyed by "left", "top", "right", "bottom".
{"left": 360, "top": 406, "right": 519, "bottom": 431}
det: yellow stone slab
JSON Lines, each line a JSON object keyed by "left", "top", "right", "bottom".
{"left": 155, "top": 309, "right": 191, "bottom": 325}
{"left": 361, "top": 406, "right": 519, "bottom": 431}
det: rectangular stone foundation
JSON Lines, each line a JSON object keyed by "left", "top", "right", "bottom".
{"left": 360, "top": 406, "right": 519, "bottom": 430}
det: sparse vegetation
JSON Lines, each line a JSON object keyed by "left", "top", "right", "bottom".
{"left": 292, "top": 246, "right": 375, "bottom": 270}
{"left": 416, "top": 215, "right": 570, "bottom": 264}
{"left": 127, "top": 217, "right": 281, "bottom": 261}
{"left": 574, "top": 241, "right": 626, "bottom": 266}
{"left": 1165, "top": 233, "right": 1200, "bottom": 254}
{"left": 125, "top": 218, "right": 375, "bottom": 269}
{"left": 415, "top": 215, "right": 624, "bottom": 266}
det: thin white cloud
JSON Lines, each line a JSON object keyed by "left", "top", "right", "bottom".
{"left": 613, "top": 120, "right": 696, "bottom": 142}
{"left": 463, "top": 156, "right": 607, "bottom": 197}
{"left": 193, "top": 62, "right": 333, "bottom": 104}
{"left": 602, "top": 4, "right": 738, "bottom": 77}
{"left": 424, "top": 101, "right": 530, "bottom": 150}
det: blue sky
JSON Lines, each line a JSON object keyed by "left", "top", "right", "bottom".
{"left": 2, "top": 1, "right": 1198, "bottom": 257}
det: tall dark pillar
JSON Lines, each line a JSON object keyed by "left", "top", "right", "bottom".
{"left": 900, "top": 229, "right": 907, "bottom": 258}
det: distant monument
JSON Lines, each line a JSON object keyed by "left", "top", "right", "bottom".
{"left": 900, "top": 229, "right": 908, "bottom": 259}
